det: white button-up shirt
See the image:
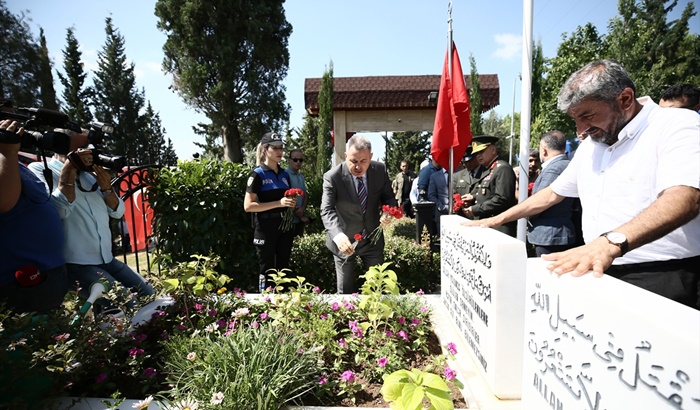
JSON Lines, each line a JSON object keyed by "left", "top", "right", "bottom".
{"left": 550, "top": 97, "right": 700, "bottom": 264}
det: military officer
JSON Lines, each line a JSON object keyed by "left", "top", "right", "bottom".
{"left": 452, "top": 146, "right": 483, "bottom": 218}
{"left": 461, "top": 136, "right": 517, "bottom": 237}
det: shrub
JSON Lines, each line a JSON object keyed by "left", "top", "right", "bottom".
{"left": 148, "top": 159, "right": 258, "bottom": 290}
{"left": 289, "top": 233, "right": 337, "bottom": 291}
{"left": 385, "top": 217, "right": 417, "bottom": 241}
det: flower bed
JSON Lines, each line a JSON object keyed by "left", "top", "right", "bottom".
{"left": 1, "top": 263, "right": 465, "bottom": 409}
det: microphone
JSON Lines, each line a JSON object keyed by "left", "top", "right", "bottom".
{"left": 15, "top": 266, "right": 41, "bottom": 287}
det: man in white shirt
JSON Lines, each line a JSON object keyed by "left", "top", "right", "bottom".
{"left": 462, "top": 60, "right": 700, "bottom": 309}
{"left": 29, "top": 139, "right": 154, "bottom": 312}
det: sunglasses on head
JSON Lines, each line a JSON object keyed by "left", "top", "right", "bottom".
{"left": 291, "top": 158, "right": 304, "bottom": 163}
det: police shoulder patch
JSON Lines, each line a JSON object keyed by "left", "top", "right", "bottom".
{"left": 247, "top": 176, "right": 254, "bottom": 187}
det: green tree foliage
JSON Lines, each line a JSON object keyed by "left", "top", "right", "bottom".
{"left": 530, "top": 39, "right": 545, "bottom": 124}
{"left": 37, "top": 28, "right": 58, "bottom": 110}
{"left": 58, "top": 27, "right": 93, "bottom": 127}
{"left": 289, "top": 114, "right": 320, "bottom": 180}
{"left": 0, "top": 1, "right": 41, "bottom": 106}
{"left": 192, "top": 122, "right": 224, "bottom": 161}
{"left": 468, "top": 54, "right": 483, "bottom": 136}
{"left": 155, "top": 0, "right": 292, "bottom": 163}
{"left": 604, "top": 0, "right": 700, "bottom": 98}
{"left": 142, "top": 101, "right": 178, "bottom": 166}
{"left": 533, "top": 23, "right": 605, "bottom": 138}
{"left": 383, "top": 131, "right": 431, "bottom": 175}
{"left": 92, "top": 17, "right": 147, "bottom": 164}
{"left": 316, "top": 61, "right": 334, "bottom": 179}
{"left": 482, "top": 110, "right": 521, "bottom": 165}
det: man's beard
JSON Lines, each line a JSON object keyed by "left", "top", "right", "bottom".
{"left": 588, "top": 109, "right": 628, "bottom": 145}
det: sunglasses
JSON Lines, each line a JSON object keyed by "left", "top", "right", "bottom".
{"left": 291, "top": 158, "right": 304, "bottom": 163}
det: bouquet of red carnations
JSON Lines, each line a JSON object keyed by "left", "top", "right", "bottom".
{"left": 453, "top": 193, "right": 465, "bottom": 213}
{"left": 366, "top": 205, "right": 403, "bottom": 245}
{"left": 280, "top": 188, "right": 304, "bottom": 232}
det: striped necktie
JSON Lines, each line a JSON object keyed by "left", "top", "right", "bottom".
{"left": 357, "top": 177, "right": 368, "bottom": 213}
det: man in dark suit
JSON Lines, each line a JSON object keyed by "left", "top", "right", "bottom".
{"left": 527, "top": 131, "right": 578, "bottom": 256}
{"left": 321, "top": 134, "right": 397, "bottom": 293}
{"left": 462, "top": 135, "right": 517, "bottom": 237}
{"left": 427, "top": 168, "right": 449, "bottom": 234}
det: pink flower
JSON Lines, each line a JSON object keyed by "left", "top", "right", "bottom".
{"left": 250, "top": 320, "right": 260, "bottom": 329}
{"left": 320, "top": 313, "right": 328, "bottom": 320}
{"left": 95, "top": 373, "right": 107, "bottom": 383}
{"left": 397, "top": 330, "right": 408, "bottom": 341}
{"left": 143, "top": 367, "right": 157, "bottom": 378}
{"left": 377, "top": 357, "right": 388, "bottom": 367}
{"left": 129, "top": 347, "right": 145, "bottom": 357}
{"left": 208, "top": 309, "right": 217, "bottom": 317}
{"left": 420, "top": 305, "right": 428, "bottom": 312}
{"left": 194, "top": 303, "right": 204, "bottom": 311}
{"left": 177, "top": 323, "right": 186, "bottom": 331}
{"left": 416, "top": 289, "right": 425, "bottom": 295}
{"left": 331, "top": 302, "right": 340, "bottom": 311}
{"left": 384, "top": 330, "right": 394, "bottom": 337}
{"left": 318, "top": 376, "right": 328, "bottom": 385}
{"left": 445, "top": 342, "right": 458, "bottom": 355}
{"left": 411, "top": 318, "right": 421, "bottom": 326}
{"left": 338, "top": 338, "right": 347, "bottom": 348}
{"left": 314, "top": 286, "right": 321, "bottom": 293}
{"left": 444, "top": 366, "right": 457, "bottom": 381}
{"left": 151, "top": 310, "right": 166, "bottom": 317}
{"left": 341, "top": 370, "right": 355, "bottom": 383}
{"left": 397, "top": 317, "right": 406, "bottom": 325}
{"left": 260, "top": 312, "right": 269, "bottom": 320}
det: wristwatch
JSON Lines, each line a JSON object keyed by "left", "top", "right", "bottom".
{"left": 601, "top": 231, "right": 629, "bottom": 256}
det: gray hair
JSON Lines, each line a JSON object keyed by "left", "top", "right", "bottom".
{"left": 557, "top": 60, "right": 636, "bottom": 112}
{"left": 540, "top": 130, "right": 567, "bottom": 152}
{"left": 346, "top": 134, "right": 372, "bottom": 152}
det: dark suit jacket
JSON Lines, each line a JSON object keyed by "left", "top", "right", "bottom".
{"left": 528, "top": 155, "right": 576, "bottom": 246}
{"left": 470, "top": 159, "right": 517, "bottom": 236}
{"left": 321, "top": 161, "right": 397, "bottom": 257}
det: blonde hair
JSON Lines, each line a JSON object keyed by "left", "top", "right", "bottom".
{"left": 255, "top": 143, "right": 265, "bottom": 166}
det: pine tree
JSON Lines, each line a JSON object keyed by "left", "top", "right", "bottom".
{"left": 92, "top": 17, "right": 145, "bottom": 164}
{"left": 384, "top": 131, "right": 430, "bottom": 175}
{"left": 37, "top": 28, "right": 58, "bottom": 110}
{"left": 192, "top": 122, "right": 224, "bottom": 161}
{"left": 57, "top": 27, "right": 93, "bottom": 127}
{"left": 316, "top": 61, "right": 334, "bottom": 180}
{"left": 0, "top": 1, "right": 41, "bottom": 106}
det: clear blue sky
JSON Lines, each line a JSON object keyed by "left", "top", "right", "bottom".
{"left": 7, "top": 0, "right": 699, "bottom": 160}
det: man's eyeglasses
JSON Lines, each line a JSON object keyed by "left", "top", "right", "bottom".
{"left": 291, "top": 158, "right": 304, "bottom": 163}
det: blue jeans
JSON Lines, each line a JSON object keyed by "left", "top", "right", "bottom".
{"left": 67, "top": 258, "right": 155, "bottom": 311}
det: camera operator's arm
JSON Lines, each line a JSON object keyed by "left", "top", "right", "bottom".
{"left": 0, "top": 120, "right": 23, "bottom": 213}
{"left": 56, "top": 154, "right": 82, "bottom": 203}
{"left": 93, "top": 165, "right": 120, "bottom": 212}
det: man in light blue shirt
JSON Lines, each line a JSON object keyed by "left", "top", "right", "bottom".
{"left": 28, "top": 145, "right": 154, "bottom": 312}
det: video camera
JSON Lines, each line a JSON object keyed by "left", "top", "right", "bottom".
{"left": 0, "top": 107, "right": 82, "bottom": 154}
{"left": 0, "top": 106, "right": 125, "bottom": 172}
{"left": 68, "top": 122, "right": 126, "bottom": 172}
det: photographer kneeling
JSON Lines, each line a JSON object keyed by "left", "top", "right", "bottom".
{"left": 0, "top": 117, "right": 69, "bottom": 313}
{"left": 28, "top": 129, "right": 154, "bottom": 314}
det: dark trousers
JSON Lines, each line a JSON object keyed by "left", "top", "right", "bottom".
{"left": 401, "top": 198, "right": 415, "bottom": 218}
{"left": 334, "top": 237, "right": 384, "bottom": 294}
{"left": 534, "top": 244, "right": 574, "bottom": 257}
{"left": 254, "top": 218, "right": 294, "bottom": 285}
{"left": 0, "top": 265, "right": 68, "bottom": 313}
{"left": 605, "top": 255, "right": 700, "bottom": 310}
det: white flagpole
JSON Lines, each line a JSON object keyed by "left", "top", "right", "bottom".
{"left": 517, "top": 0, "right": 533, "bottom": 242}
{"left": 447, "top": 0, "right": 455, "bottom": 215}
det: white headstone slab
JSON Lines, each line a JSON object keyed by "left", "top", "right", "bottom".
{"left": 440, "top": 215, "right": 527, "bottom": 398}
{"left": 522, "top": 258, "right": 700, "bottom": 410}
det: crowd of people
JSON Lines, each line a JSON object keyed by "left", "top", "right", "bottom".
{"left": 3, "top": 63, "right": 698, "bottom": 316}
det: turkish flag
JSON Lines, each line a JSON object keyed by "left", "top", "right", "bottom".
{"left": 430, "top": 42, "right": 471, "bottom": 172}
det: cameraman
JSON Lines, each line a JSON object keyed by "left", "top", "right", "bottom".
{"left": 28, "top": 129, "right": 154, "bottom": 313}
{"left": 0, "top": 117, "right": 69, "bottom": 313}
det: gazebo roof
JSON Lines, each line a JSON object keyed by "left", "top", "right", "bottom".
{"left": 304, "top": 74, "right": 499, "bottom": 115}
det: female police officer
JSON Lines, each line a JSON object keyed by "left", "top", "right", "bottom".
{"left": 243, "top": 132, "right": 296, "bottom": 291}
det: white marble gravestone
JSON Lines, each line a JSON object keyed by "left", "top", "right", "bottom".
{"left": 439, "top": 215, "right": 527, "bottom": 399}
{"left": 522, "top": 258, "right": 700, "bottom": 410}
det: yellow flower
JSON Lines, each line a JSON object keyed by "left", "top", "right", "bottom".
{"left": 217, "top": 287, "right": 227, "bottom": 295}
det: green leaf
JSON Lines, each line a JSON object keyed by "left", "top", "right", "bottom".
{"left": 424, "top": 386, "right": 454, "bottom": 410}
{"left": 399, "top": 383, "right": 424, "bottom": 410}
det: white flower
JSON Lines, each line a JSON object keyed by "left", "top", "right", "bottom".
{"left": 210, "top": 392, "right": 224, "bottom": 405}
{"left": 186, "top": 352, "right": 197, "bottom": 361}
{"left": 204, "top": 322, "right": 219, "bottom": 333}
{"left": 233, "top": 307, "right": 250, "bottom": 317}
{"left": 132, "top": 395, "right": 153, "bottom": 409}
{"left": 164, "top": 399, "right": 199, "bottom": 410}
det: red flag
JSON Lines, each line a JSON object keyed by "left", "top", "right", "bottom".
{"left": 430, "top": 42, "right": 471, "bottom": 172}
